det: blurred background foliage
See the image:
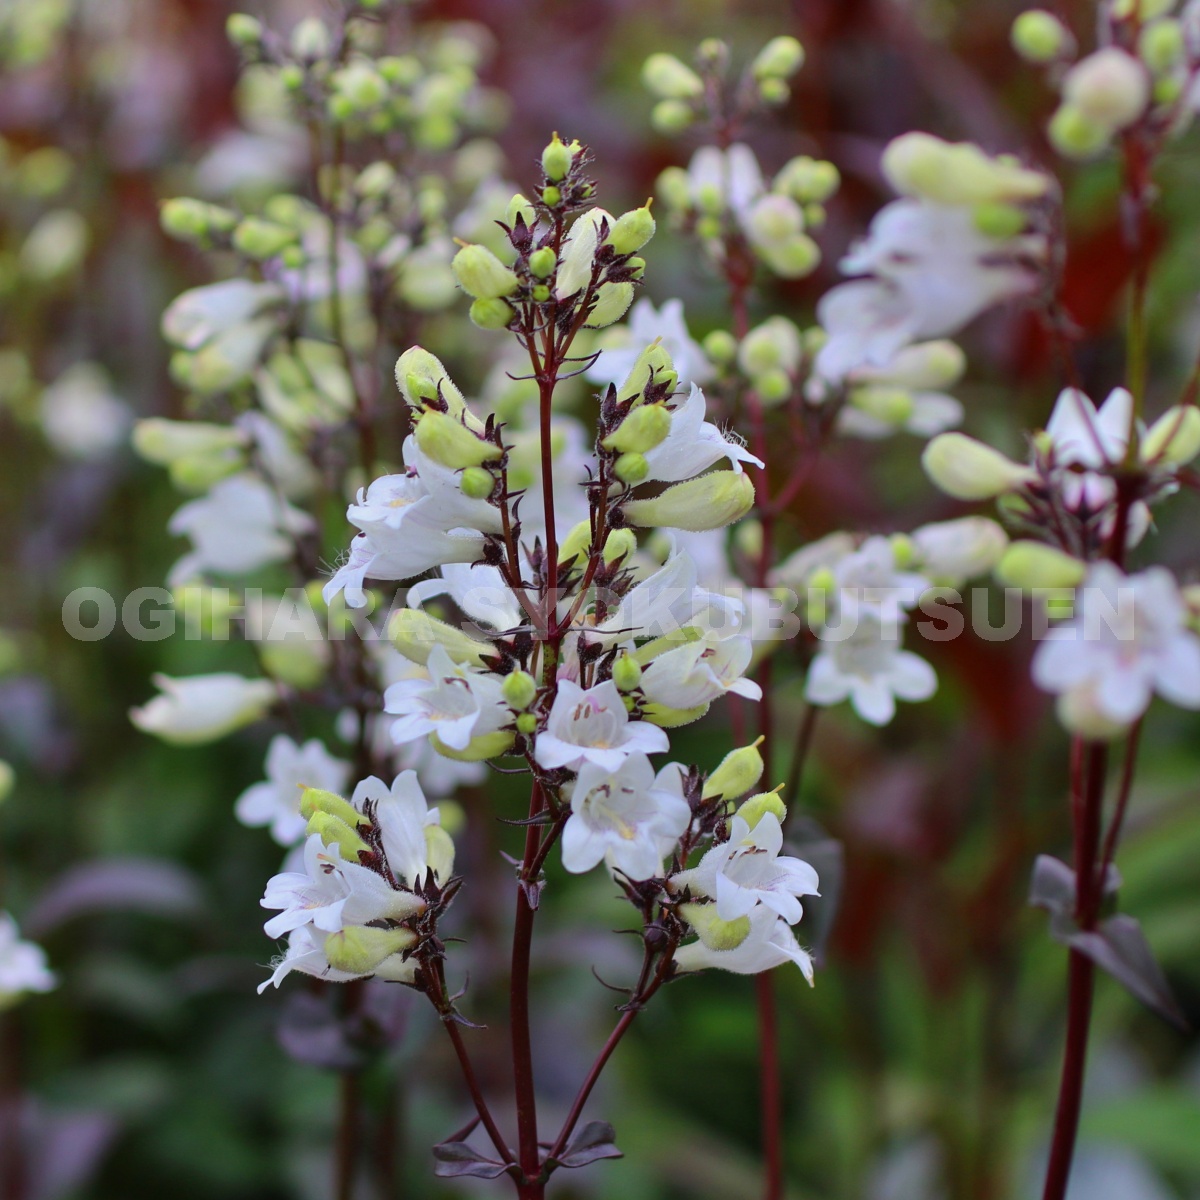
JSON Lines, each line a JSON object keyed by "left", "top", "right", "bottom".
{"left": 0, "top": 0, "right": 1198, "bottom": 1198}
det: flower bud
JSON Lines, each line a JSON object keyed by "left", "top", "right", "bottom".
{"left": 306, "top": 811, "right": 371, "bottom": 860}
{"left": 921, "top": 433, "right": 1036, "bottom": 500}
{"left": 911, "top": 517, "right": 1008, "bottom": 583}
{"left": 502, "top": 670, "right": 538, "bottom": 711}
{"left": 160, "top": 198, "right": 234, "bottom": 242}
{"left": 642, "top": 52, "right": 704, "bottom": 100}
{"left": 757, "top": 235, "right": 820, "bottom": 279}
{"left": 133, "top": 419, "right": 247, "bottom": 466}
{"left": 847, "top": 386, "right": 915, "bottom": 427}
{"left": 516, "top": 711, "right": 538, "bottom": 736}
{"left": 738, "top": 316, "right": 802, "bottom": 377}
{"left": 703, "top": 330, "right": 738, "bottom": 365}
{"left": 656, "top": 166, "right": 692, "bottom": 211}
{"left": 614, "top": 451, "right": 650, "bottom": 484}
{"left": 1048, "top": 104, "right": 1111, "bottom": 159}
{"left": 736, "top": 788, "right": 787, "bottom": 830}
{"left": 1063, "top": 48, "right": 1150, "bottom": 132}
{"left": 233, "top": 217, "right": 297, "bottom": 260}
{"left": 425, "top": 825, "right": 455, "bottom": 882}
{"left": 469, "top": 297, "right": 515, "bottom": 329}
{"left": 130, "top": 673, "right": 275, "bottom": 745}
{"left": 756, "top": 77, "right": 790, "bottom": 105}
{"left": 356, "top": 161, "right": 397, "bottom": 200}
{"left": 641, "top": 701, "right": 711, "bottom": 727}
{"left": 324, "top": 926, "right": 417, "bottom": 975}
{"left": 291, "top": 16, "right": 331, "bottom": 60}
{"left": 1139, "top": 19, "right": 1185, "bottom": 74}
{"left": 631, "top": 625, "right": 703, "bottom": 666}
{"left": 586, "top": 282, "right": 635, "bottom": 328}
{"left": 603, "top": 403, "right": 672, "bottom": 454}
{"left": 300, "top": 787, "right": 368, "bottom": 828}
{"left": 1141, "top": 405, "right": 1200, "bottom": 465}
{"left": 735, "top": 519, "right": 764, "bottom": 562}
{"left": 395, "top": 347, "right": 474, "bottom": 425}
{"left": 416, "top": 409, "right": 502, "bottom": 469}
{"left": 528, "top": 247, "right": 557, "bottom": 278}
{"left": 541, "top": 133, "right": 575, "bottom": 182}
{"left": 607, "top": 202, "right": 656, "bottom": 255}
{"left": 752, "top": 35, "right": 805, "bottom": 80}
{"left": 651, "top": 99, "right": 695, "bottom": 134}
{"left": 618, "top": 341, "right": 677, "bottom": 404}
{"left": 747, "top": 194, "right": 805, "bottom": 244}
{"left": 452, "top": 243, "right": 519, "bottom": 299}
{"left": 680, "top": 903, "right": 751, "bottom": 951}
{"left": 702, "top": 738, "right": 765, "bottom": 801}
{"left": 603, "top": 528, "right": 638, "bottom": 564}
{"left": 623, "top": 471, "right": 755, "bottom": 532}
{"left": 1113, "top": 0, "right": 1175, "bottom": 17}
{"left": 612, "top": 654, "right": 643, "bottom": 692}
{"left": 506, "top": 193, "right": 537, "bottom": 228}
{"left": 995, "top": 541, "right": 1085, "bottom": 591}
{"left": 226, "top": 13, "right": 263, "bottom": 47}
{"left": 332, "top": 62, "right": 388, "bottom": 110}
{"left": 431, "top": 730, "right": 516, "bottom": 761}
{"left": 389, "top": 608, "right": 489, "bottom": 667}
{"left": 19, "top": 210, "right": 88, "bottom": 280}
{"left": 973, "top": 202, "right": 1027, "bottom": 239}
{"left": 774, "top": 156, "right": 840, "bottom": 204}
{"left": 1011, "top": 10, "right": 1074, "bottom": 63}
{"left": 883, "top": 132, "right": 1049, "bottom": 205}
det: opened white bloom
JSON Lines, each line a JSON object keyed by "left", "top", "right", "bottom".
{"left": 130, "top": 673, "right": 277, "bottom": 744}
{"left": 385, "top": 645, "right": 509, "bottom": 752}
{"left": 642, "top": 385, "right": 762, "bottom": 483}
{"left": 39, "top": 363, "right": 132, "bottom": 460}
{"left": 674, "top": 813, "right": 819, "bottom": 925}
{"left": 1043, "top": 386, "right": 1129, "bottom": 508}
{"left": 1033, "top": 563, "right": 1200, "bottom": 727}
{"left": 535, "top": 679, "right": 669, "bottom": 771}
{"left": 0, "top": 912, "right": 56, "bottom": 1007}
{"left": 686, "top": 143, "right": 765, "bottom": 221}
{"left": 831, "top": 536, "right": 927, "bottom": 625}
{"left": 162, "top": 279, "right": 285, "bottom": 351}
{"left": 640, "top": 632, "right": 761, "bottom": 709}
{"left": 561, "top": 754, "right": 691, "bottom": 880}
{"left": 235, "top": 735, "right": 351, "bottom": 846}
{"left": 674, "top": 902, "right": 814, "bottom": 981}
{"left": 910, "top": 517, "right": 1009, "bottom": 585}
{"left": 806, "top": 615, "right": 937, "bottom": 725}
{"left": 770, "top": 532, "right": 857, "bottom": 591}
{"left": 588, "top": 299, "right": 713, "bottom": 390}
{"left": 352, "top": 771, "right": 449, "bottom": 890}
{"left": 168, "top": 473, "right": 314, "bottom": 586}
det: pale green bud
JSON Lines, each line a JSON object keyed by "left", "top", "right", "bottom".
{"left": 307, "top": 811, "right": 371, "bottom": 860}
{"left": 619, "top": 341, "right": 677, "bottom": 403}
{"left": 324, "top": 926, "right": 417, "bottom": 974}
{"left": 395, "top": 347, "right": 474, "bottom": 424}
{"left": 703, "top": 330, "right": 738, "bottom": 365}
{"left": 0, "top": 760, "right": 12, "bottom": 805}
{"left": 607, "top": 202, "right": 656, "bottom": 255}
{"left": 505, "top": 193, "right": 537, "bottom": 227}
{"left": 169, "top": 451, "right": 246, "bottom": 493}
{"left": 680, "top": 903, "right": 751, "bottom": 950}
{"left": 614, "top": 451, "right": 650, "bottom": 484}
{"left": 452, "top": 243, "right": 519, "bottom": 298}
{"left": 469, "top": 297, "right": 515, "bottom": 329}
{"left": 603, "top": 528, "right": 637, "bottom": 564}
{"left": 734, "top": 519, "right": 764, "bottom": 562}
{"left": 16, "top": 147, "right": 71, "bottom": 199}
{"left": 753, "top": 35, "right": 805, "bottom": 80}
{"left": 754, "top": 368, "right": 791, "bottom": 406}
{"left": 883, "top": 132, "right": 1049, "bottom": 205}
{"left": 757, "top": 77, "right": 790, "bottom": 105}
{"left": 612, "top": 654, "right": 643, "bottom": 692}
{"left": 1011, "top": 10, "right": 1074, "bottom": 63}
{"left": 995, "top": 541, "right": 1085, "bottom": 591}
{"left": 1063, "top": 49, "right": 1150, "bottom": 132}
{"left": 516, "top": 712, "right": 538, "bottom": 736}
{"left": 1048, "top": 105, "right": 1112, "bottom": 159}
{"left": 528, "top": 247, "right": 556, "bottom": 278}
{"left": 921, "top": 433, "right": 1036, "bottom": 500}
{"left": 736, "top": 788, "right": 787, "bottom": 829}
{"left": 356, "top": 161, "right": 397, "bottom": 199}
{"left": 160, "top": 198, "right": 233, "bottom": 242}
{"left": 623, "top": 471, "right": 755, "bottom": 531}
{"left": 848, "top": 386, "right": 915, "bottom": 426}
{"left": 1113, "top": 0, "right": 1176, "bottom": 18}
{"left": 738, "top": 316, "right": 802, "bottom": 377}
{"left": 559, "top": 520, "right": 595, "bottom": 567}
{"left": 656, "top": 165, "right": 692, "bottom": 211}
{"left": 642, "top": 52, "right": 704, "bottom": 100}
{"left": 1154, "top": 75, "right": 1184, "bottom": 106}
{"left": 806, "top": 566, "right": 835, "bottom": 628}
{"left": 642, "top": 701, "right": 711, "bottom": 727}
{"left": 702, "top": 738, "right": 765, "bottom": 801}
{"left": 425, "top": 825, "right": 455, "bottom": 882}
{"left": 460, "top": 466, "right": 495, "bottom": 498}
{"left": 389, "top": 608, "right": 489, "bottom": 667}
{"left": 542, "top": 185, "right": 562, "bottom": 206}
{"left": 585, "top": 282, "right": 635, "bottom": 328}
{"left": 652, "top": 99, "right": 695, "bottom": 135}
{"left": 233, "top": 217, "right": 296, "bottom": 260}
{"left": 132, "top": 419, "right": 246, "bottom": 466}
{"left": 332, "top": 61, "right": 388, "bottom": 110}
{"left": 502, "top": 670, "right": 537, "bottom": 710}
{"left": 226, "top": 13, "right": 263, "bottom": 47}
{"left": 773, "top": 156, "right": 840, "bottom": 204}
{"left": 890, "top": 532, "right": 917, "bottom": 570}
{"left": 541, "top": 133, "right": 575, "bottom": 182}
{"left": 603, "top": 403, "right": 672, "bottom": 454}
{"left": 19, "top": 209, "right": 89, "bottom": 280}
{"left": 1139, "top": 19, "right": 1184, "bottom": 75}
{"left": 757, "top": 234, "right": 820, "bottom": 279}
{"left": 973, "top": 202, "right": 1027, "bottom": 239}
{"left": 747, "top": 194, "right": 805, "bottom": 243}
{"left": 631, "top": 626, "right": 703, "bottom": 666}
{"left": 291, "top": 16, "right": 331, "bottom": 60}
{"left": 430, "top": 730, "right": 516, "bottom": 761}
{"left": 1142, "top": 405, "right": 1200, "bottom": 465}
{"left": 300, "top": 787, "right": 369, "bottom": 828}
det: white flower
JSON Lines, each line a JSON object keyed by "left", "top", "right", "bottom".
{"left": 770, "top": 532, "right": 857, "bottom": 590}
{"left": 130, "top": 673, "right": 277, "bottom": 744}
{"left": 555, "top": 207, "right": 613, "bottom": 299}
{"left": 236, "top": 735, "right": 351, "bottom": 847}
{"left": 674, "top": 902, "right": 814, "bottom": 980}
{"left": 1043, "top": 387, "right": 1129, "bottom": 509}
{"left": 674, "top": 813, "right": 819, "bottom": 924}
{"left": 168, "top": 473, "right": 314, "bottom": 585}
{"left": 1032, "top": 563, "right": 1200, "bottom": 726}
{"left": 162, "top": 279, "right": 285, "bottom": 351}
{"left": 910, "top": 517, "right": 1009, "bottom": 585}
{"left": 351, "top": 771, "right": 447, "bottom": 890}
{"left": 39, "top": 363, "right": 132, "bottom": 460}
{"left": 806, "top": 616, "right": 937, "bottom": 725}
{"left": 535, "top": 679, "right": 669, "bottom": 771}
{"left": 408, "top": 561, "right": 524, "bottom": 635}
{"left": 384, "top": 645, "right": 508, "bottom": 752}
{"left": 257, "top": 923, "right": 418, "bottom": 993}
{"left": 0, "top": 912, "right": 56, "bottom": 1005}
{"left": 686, "top": 143, "right": 765, "bottom": 223}
{"left": 642, "top": 385, "right": 762, "bottom": 483}
{"left": 640, "top": 632, "right": 761, "bottom": 709}
{"left": 561, "top": 754, "right": 691, "bottom": 880}
{"left": 588, "top": 299, "right": 713, "bottom": 391}
{"left": 236, "top": 411, "right": 320, "bottom": 500}
{"left": 831, "top": 536, "right": 927, "bottom": 625}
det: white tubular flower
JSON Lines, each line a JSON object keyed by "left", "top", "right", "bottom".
{"left": 39, "top": 364, "right": 132, "bottom": 461}
{"left": 831, "top": 536, "right": 927, "bottom": 625}
{"left": 1043, "top": 386, "right": 1129, "bottom": 508}
{"left": 0, "top": 912, "right": 56, "bottom": 1006}
{"left": 261, "top": 834, "right": 421, "bottom": 940}
{"left": 384, "top": 645, "right": 509, "bottom": 752}
{"left": 236, "top": 412, "right": 320, "bottom": 501}
{"left": 588, "top": 299, "right": 713, "bottom": 390}
{"left": 535, "top": 679, "right": 669, "bottom": 771}
{"left": 674, "top": 813, "right": 819, "bottom": 924}
{"left": 674, "top": 902, "right": 814, "bottom": 981}
{"left": 642, "top": 385, "right": 763, "bottom": 483}
{"left": 561, "top": 754, "right": 691, "bottom": 880}
{"left": 555, "top": 207, "right": 614, "bottom": 299}
{"left": 235, "top": 735, "right": 351, "bottom": 847}
{"left": 352, "top": 771, "right": 448, "bottom": 890}
{"left": 686, "top": 143, "right": 766, "bottom": 222}
{"left": 162, "top": 279, "right": 284, "bottom": 351}
{"left": 1032, "top": 564, "right": 1200, "bottom": 727}
{"left": 770, "top": 532, "right": 856, "bottom": 590}
{"left": 130, "top": 673, "right": 277, "bottom": 745}
{"left": 258, "top": 924, "right": 367, "bottom": 993}
{"left": 640, "top": 633, "right": 761, "bottom": 709}
{"left": 408, "top": 561, "right": 524, "bottom": 635}
{"left": 910, "top": 517, "right": 1009, "bottom": 585}
{"left": 167, "top": 473, "right": 314, "bottom": 586}
{"left": 805, "top": 616, "right": 937, "bottom": 726}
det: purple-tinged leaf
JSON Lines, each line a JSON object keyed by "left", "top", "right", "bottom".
{"left": 554, "top": 1121, "right": 623, "bottom": 1169}
{"left": 432, "top": 1141, "right": 510, "bottom": 1179}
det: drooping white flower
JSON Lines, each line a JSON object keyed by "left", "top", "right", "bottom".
{"left": 1043, "top": 387, "right": 1129, "bottom": 507}
{"left": 673, "top": 814, "right": 819, "bottom": 925}
{"left": 1032, "top": 563, "right": 1200, "bottom": 726}
{"left": 0, "top": 912, "right": 56, "bottom": 1006}
{"left": 130, "top": 673, "right": 277, "bottom": 744}
{"left": 674, "top": 902, "right": 814, "bottom": 981}
{"left": 168, "top": 473, "right": 314, "bottom": 586}
{"left": 257, "top": 922, "right": 418, "bottom": 993}
{"left": 235, "top": 735, "right": 351, "bottom": 847}
{"left": 642, "top": 385, "right": 762, "bottom": 483}
{"left": 831, "top": 536, "right": 928, "bottom": 625}
{"left": 806, "top": 615, "right": 937, "bottom": 725}
{"left": 351, "top": 771, "right": 448, "bottom": 890}
{"left": 384, "top": 644, "right": 509, "bottom": 752}
{"left": 535, "top": 679, "right": 669, "bottom": 771}
{"left": 162, "top": 279, "right": 285, "bottom": 351}
{"left": 686, "top": 143, "right": 766, "bottom": 224}
{"left": 909, "top": 517, "right": 1009, "bottom": 585}
{"left": 561, "top": 754, "right": 691, "bottom": 880}
{"left": 39, "top": 363, "right": 132, "bottom": 460}
{"left": 640, "top": 632, "right": 761, "bottom": 709}
{"left": 588, "top": 299, "right": 713, "bottom": 391}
